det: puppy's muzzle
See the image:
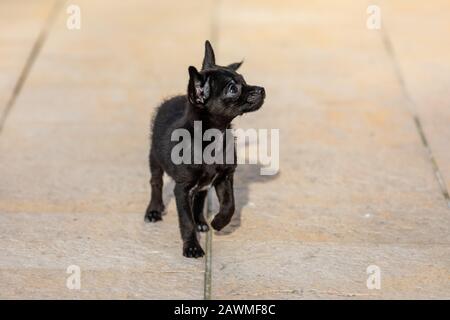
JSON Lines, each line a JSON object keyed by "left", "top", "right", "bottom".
{"left": 245, "top": 86, "right": 265, "bottom": 112}
{"left": 247, "top": 86, "right": 265, "bottom": 103}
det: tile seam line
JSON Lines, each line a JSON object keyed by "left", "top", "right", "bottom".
{"left": 0, "top": 0, "right": 65, "bottom": 136}
{"left": 380, "top": 24, "right": 450, "bottom": 210}
{"left": 203, "top": 0, "right": 221, "bottom": 301}
{"left": 203, "top": 190, "right": 213, "bottom": 300}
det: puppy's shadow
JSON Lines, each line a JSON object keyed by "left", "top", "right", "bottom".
{"left": 160, "top": 164, "right": 279, "bottom": 236}
{"left": 214, "top": 164, "right": 279, "bottom": 236}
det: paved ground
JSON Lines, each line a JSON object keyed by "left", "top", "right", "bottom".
{"left": 0, "top": 0, "right": 449, "bottom": 299}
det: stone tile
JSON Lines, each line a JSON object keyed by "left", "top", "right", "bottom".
{"left": 0, "top": 0, "right": 55, "bottom": 115}
{"left": 211, "top": 241, "right": 450, "bottom": 299}
{"left": 381, "top": 0, "right": 450, "bottom": 196}
{"left": 210, "top": 0, "right": 450, "bottom": 299}
{"left": 0, "top": 0, "right": 213, "bottom": 299}
{"left": 0, "top": 211, "right": 206, "bottom": 299}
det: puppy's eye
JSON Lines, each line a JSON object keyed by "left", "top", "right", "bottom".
{"left": 229, "top": 84, "right": 238, "bottom": 95}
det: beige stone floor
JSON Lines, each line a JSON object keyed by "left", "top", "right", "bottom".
{"left": 0, "top": 0, "right": 449, "bottom": 299}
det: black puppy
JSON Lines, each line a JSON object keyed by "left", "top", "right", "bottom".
{"left": 145, "top": 41, "right": 265, "bottom": 258}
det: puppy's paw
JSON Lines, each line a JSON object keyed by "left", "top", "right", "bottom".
{"left": 196, "top": 222, "right": 210, "bottom": 232}
{"left": 144, "top": 209, "right": 162, "bottom": 223}
{"left": 183, "top": 242, "right": 205, "bottom": 258}
{"left": 210, "top": 215, "right": 229, "bottom": 231}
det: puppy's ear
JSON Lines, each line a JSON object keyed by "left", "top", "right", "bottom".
{"left": 202, "top": 40, "right": 216, "bottom": 70}
{"left": 227, "top": 61, "right": 243, "bottom": 71}
{"left": 188, "top": 66, "right": 210, "bottom": 105}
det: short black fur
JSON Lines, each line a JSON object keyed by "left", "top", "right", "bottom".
{"left": 145, "top": 41, "right": 265, "bottom": 258}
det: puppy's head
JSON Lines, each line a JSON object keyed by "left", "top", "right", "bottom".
{"left": 187, "top": 41, "right": 265, "bottom": 120}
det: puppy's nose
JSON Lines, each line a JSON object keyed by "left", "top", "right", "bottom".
{"left": 256, "top": 86, "right": 266, "bottom": 98}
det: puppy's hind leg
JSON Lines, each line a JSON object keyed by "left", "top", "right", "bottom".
{"left": 174, "top": 183, "right": 204, "bottom": 258}
{"left": 145, "top": 153, "right": 165, "bottom": 222}
{"left": 192, "top": 190, "right": 209, "bottom": 232}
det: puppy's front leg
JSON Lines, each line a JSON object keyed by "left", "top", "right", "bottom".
{"left": 174, "top": 183, "right": 205, "bottom": 258}
{"left": 211, "top": 174, "right": 235, "bottom": 231}
{"left": 193, "top": 190, "right": 209, "bottom": 232}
